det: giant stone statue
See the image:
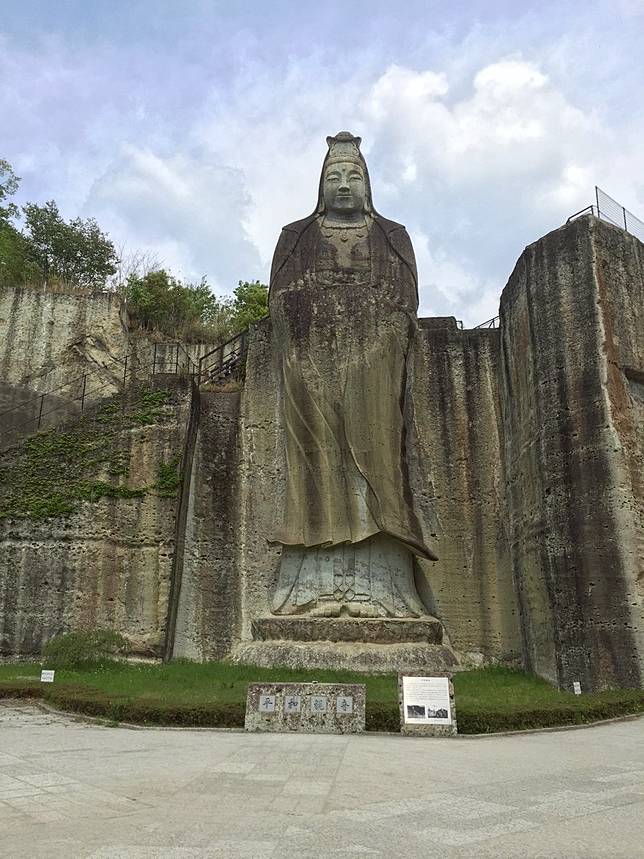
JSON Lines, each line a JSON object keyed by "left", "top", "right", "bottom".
{"left": 269, "top": 132, "right": 437, "bottom": 619}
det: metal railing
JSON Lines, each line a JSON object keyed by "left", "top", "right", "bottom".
{"left": 474, "top": 316, "right": 500, "bottom": 329}
{"left": 198, "top": 330, "right": 248, "bottom": 385}
{"left": 568, "top": 187, "right": 644, "bottom": 244}
{"left": 0, "top": 344, "right": 200, "bottom": 449}
{"left": 150, "top": 342, "right": 198, "bottom": 377}
{"left": 0, "top": 360, "right": 152, "bottom": 449}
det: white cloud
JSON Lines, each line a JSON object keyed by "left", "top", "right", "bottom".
{"left": 85, "top": 146, "right": 263, "bottom": 290}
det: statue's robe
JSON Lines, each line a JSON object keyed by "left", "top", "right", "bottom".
{"left": 268, "top": 212, "right": 437, "bottom": 616}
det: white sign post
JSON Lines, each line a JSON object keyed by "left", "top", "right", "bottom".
{"left": 40, "top": 669, "right": 55, "bottom": 683}
{"left": 398, "top": 673, "right": 457, "bottom": 736}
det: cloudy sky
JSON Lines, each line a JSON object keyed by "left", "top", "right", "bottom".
{"left": 2, "top": 0, "right": 643, "bottom": 325}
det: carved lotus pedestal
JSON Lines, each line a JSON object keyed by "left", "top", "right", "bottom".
{"left": 230, "top": 615, "right": 461, "bottom": 673}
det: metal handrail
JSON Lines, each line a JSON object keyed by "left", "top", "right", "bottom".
{"left": 474, "top": 316, "right": 500, "bottom": 329}
{"left": 567, "top": 205, "right": 597, "bottom": 223}
{"left": 198, "top": 329, "right": 248, "bottom": 384}
{"left": 567, "top": 189, "right": 644, "bottom": 243}
{"left": 0, "top": 358, "right": 176, "bottom": 449}
{"left": 151, "top": 342, "right": 199, "bottom": 376}
{"left": 0, "top": 349, "right": 146, "bottom": 421}
{"left": 0, "top": 342, "right": 200, "bottom": 424}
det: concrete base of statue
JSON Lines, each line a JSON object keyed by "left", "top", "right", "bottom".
{"left": 230, "top": 614, "right": 462, "bottom": 673}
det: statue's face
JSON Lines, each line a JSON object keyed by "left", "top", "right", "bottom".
{"left": 323, "top": 161, "right": 367, "bottom": 216}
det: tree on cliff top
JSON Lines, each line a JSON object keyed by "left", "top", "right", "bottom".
{"left": 124, "top": 272, "right": 267, "bottom": 342}
{"left": 22, "top": 200, "right": 118, "bottom": 289}
{"left": 1, "top": 157, "right": 267, "bottom": 342}
{"left": 230, "top": 280, "right": 268, "bottom": 331}
{"left": 0, "top": 160, "right": 41, "bottom": 287}
{"left": 1, "top": 160, "right": 119, "bottom": 290}
{"left": 0, "top": 159, "right": 20, "bottom": 224}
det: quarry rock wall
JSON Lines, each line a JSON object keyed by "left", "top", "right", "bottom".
{"left": 171, "top": 391, "right": 243, "bottom": 661}
{"left": 500, "top": 215, "right": 644, "bottom": 690}
{"left": 1, "top": 215, "right": 642, "bottom": 689}
{"left": 0, "top": 287, "right": 129, "bottom": 447}
{"left": 0, "top": 379, "right": 192, "bottom": 657}
{"left": 410, "top": 319, "right": 519, "bottom": 660}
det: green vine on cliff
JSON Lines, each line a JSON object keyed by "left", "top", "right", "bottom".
{"left": 155, "top": 457, "right": 182, "bottom": 498}
{"left": 0, "top": 386, "right": 176, "bottom": 520}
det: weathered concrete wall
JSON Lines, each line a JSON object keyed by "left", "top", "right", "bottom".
{"left": 232, "top": 317, "right": 519, "bottom": 662}
{"left": 410, "top": 319, "right": 519, "bottom": 660}
{"left": 0, "top": 380, "right": 191, "bottom": 657}
{"left": 171, "top": 391, "right": 242, "bottom": 660}
{"left": 500, "top": 215, "right": 644, "bottom": 690}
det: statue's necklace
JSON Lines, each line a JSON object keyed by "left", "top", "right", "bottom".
{"left": 321, "top": 217, "right": 368, "bottom": 243}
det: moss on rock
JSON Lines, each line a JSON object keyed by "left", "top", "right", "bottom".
{"left": 0, "top": 386, "right": 175, "bottom": 520}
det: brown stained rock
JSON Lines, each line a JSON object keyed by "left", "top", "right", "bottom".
{"left": 171, "top": 391, "right": 242, "bottom": 660}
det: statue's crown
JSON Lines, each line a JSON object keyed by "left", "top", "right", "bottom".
{"left": 325, "top": 131, "right": 362, "bottom": 165}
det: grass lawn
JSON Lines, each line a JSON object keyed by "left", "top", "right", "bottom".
{"left": 1, "top": 661, "right": 643, "bottom": 734}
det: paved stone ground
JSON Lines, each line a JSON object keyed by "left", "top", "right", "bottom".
{"left": 0, "top": 702, "right": 643, "bottom": 858}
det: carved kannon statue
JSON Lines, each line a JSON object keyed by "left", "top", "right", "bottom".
{"left": 268, "top": 132, "right": 437, "bottom": 618}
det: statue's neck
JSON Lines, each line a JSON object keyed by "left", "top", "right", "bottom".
{"left": 321, "top": 212, "right": 369, "bottom": 227}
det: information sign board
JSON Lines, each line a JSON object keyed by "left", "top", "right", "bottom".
{"left": 398, "top": 672, "right": 457, "bottom": 736}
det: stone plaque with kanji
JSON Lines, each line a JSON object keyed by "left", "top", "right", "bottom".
{"left": 245, "top": 682, "right": 365, "bottom": 734}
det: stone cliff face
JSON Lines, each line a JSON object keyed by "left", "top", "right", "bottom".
{"left": 0, "top": 287, "right": 129, "bottom": 445}
{"left": 171, "top": 391, "right": 242, "bottom": 661}
{"left": 0, "top": 380, "right": 192, "bottom": 657}
{"left": 410, "top": 319, "right": 519, "bottom": 660}
{"left": 500, "top": 215, "right": 644, "bottom": 690}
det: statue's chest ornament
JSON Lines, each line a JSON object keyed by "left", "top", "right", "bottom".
{"left": 319, "top": 217, "right": 371, "bottom": 274}
{"left": 321, "top": 225, "right": 367, "bottom": 243}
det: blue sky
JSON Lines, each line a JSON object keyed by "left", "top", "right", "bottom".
{"left": 2, "top": 0, "right": 644, "bottom": 324}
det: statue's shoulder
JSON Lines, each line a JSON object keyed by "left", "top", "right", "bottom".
{"left": 270, "top": 215, "right": 318, "bottom": 285}
{"left": 281, "top": 214, "right": 318, "bottom": 235}
{"left": 373, "top": 215, "right": 406, "bottom": 235}
{"left": 373, "top": 215, "right": 417, "bottom": 284}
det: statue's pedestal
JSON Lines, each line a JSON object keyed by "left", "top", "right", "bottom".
{"left": 252, "top": 616, "right": 444, "bottom": 644}
{"left": 230, "top": 615, "right": 461, "bottom": 674}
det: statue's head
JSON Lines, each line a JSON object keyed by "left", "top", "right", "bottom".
{"left": 317, "top": 132, "right": 373, "bottom": 216}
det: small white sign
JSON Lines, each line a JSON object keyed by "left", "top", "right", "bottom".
{"left": 40, "top": 670, "right": 55, "bottom": 683}
{"left": 573, "top": 681, "right": 582, "bottom": 695}
{"left": 402, "top": 676, "right": 452, "bottom": 725}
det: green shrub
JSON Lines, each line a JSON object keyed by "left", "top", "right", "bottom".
{"left": 42, "top": 630, "right": 131, "bottom": 669}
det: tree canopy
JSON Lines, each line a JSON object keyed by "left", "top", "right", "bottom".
{"left": 124, "top": 272, "right": 267, "bottom": 342}
{"left": 22, "top": 200, "right": 118, "bottom": 289}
